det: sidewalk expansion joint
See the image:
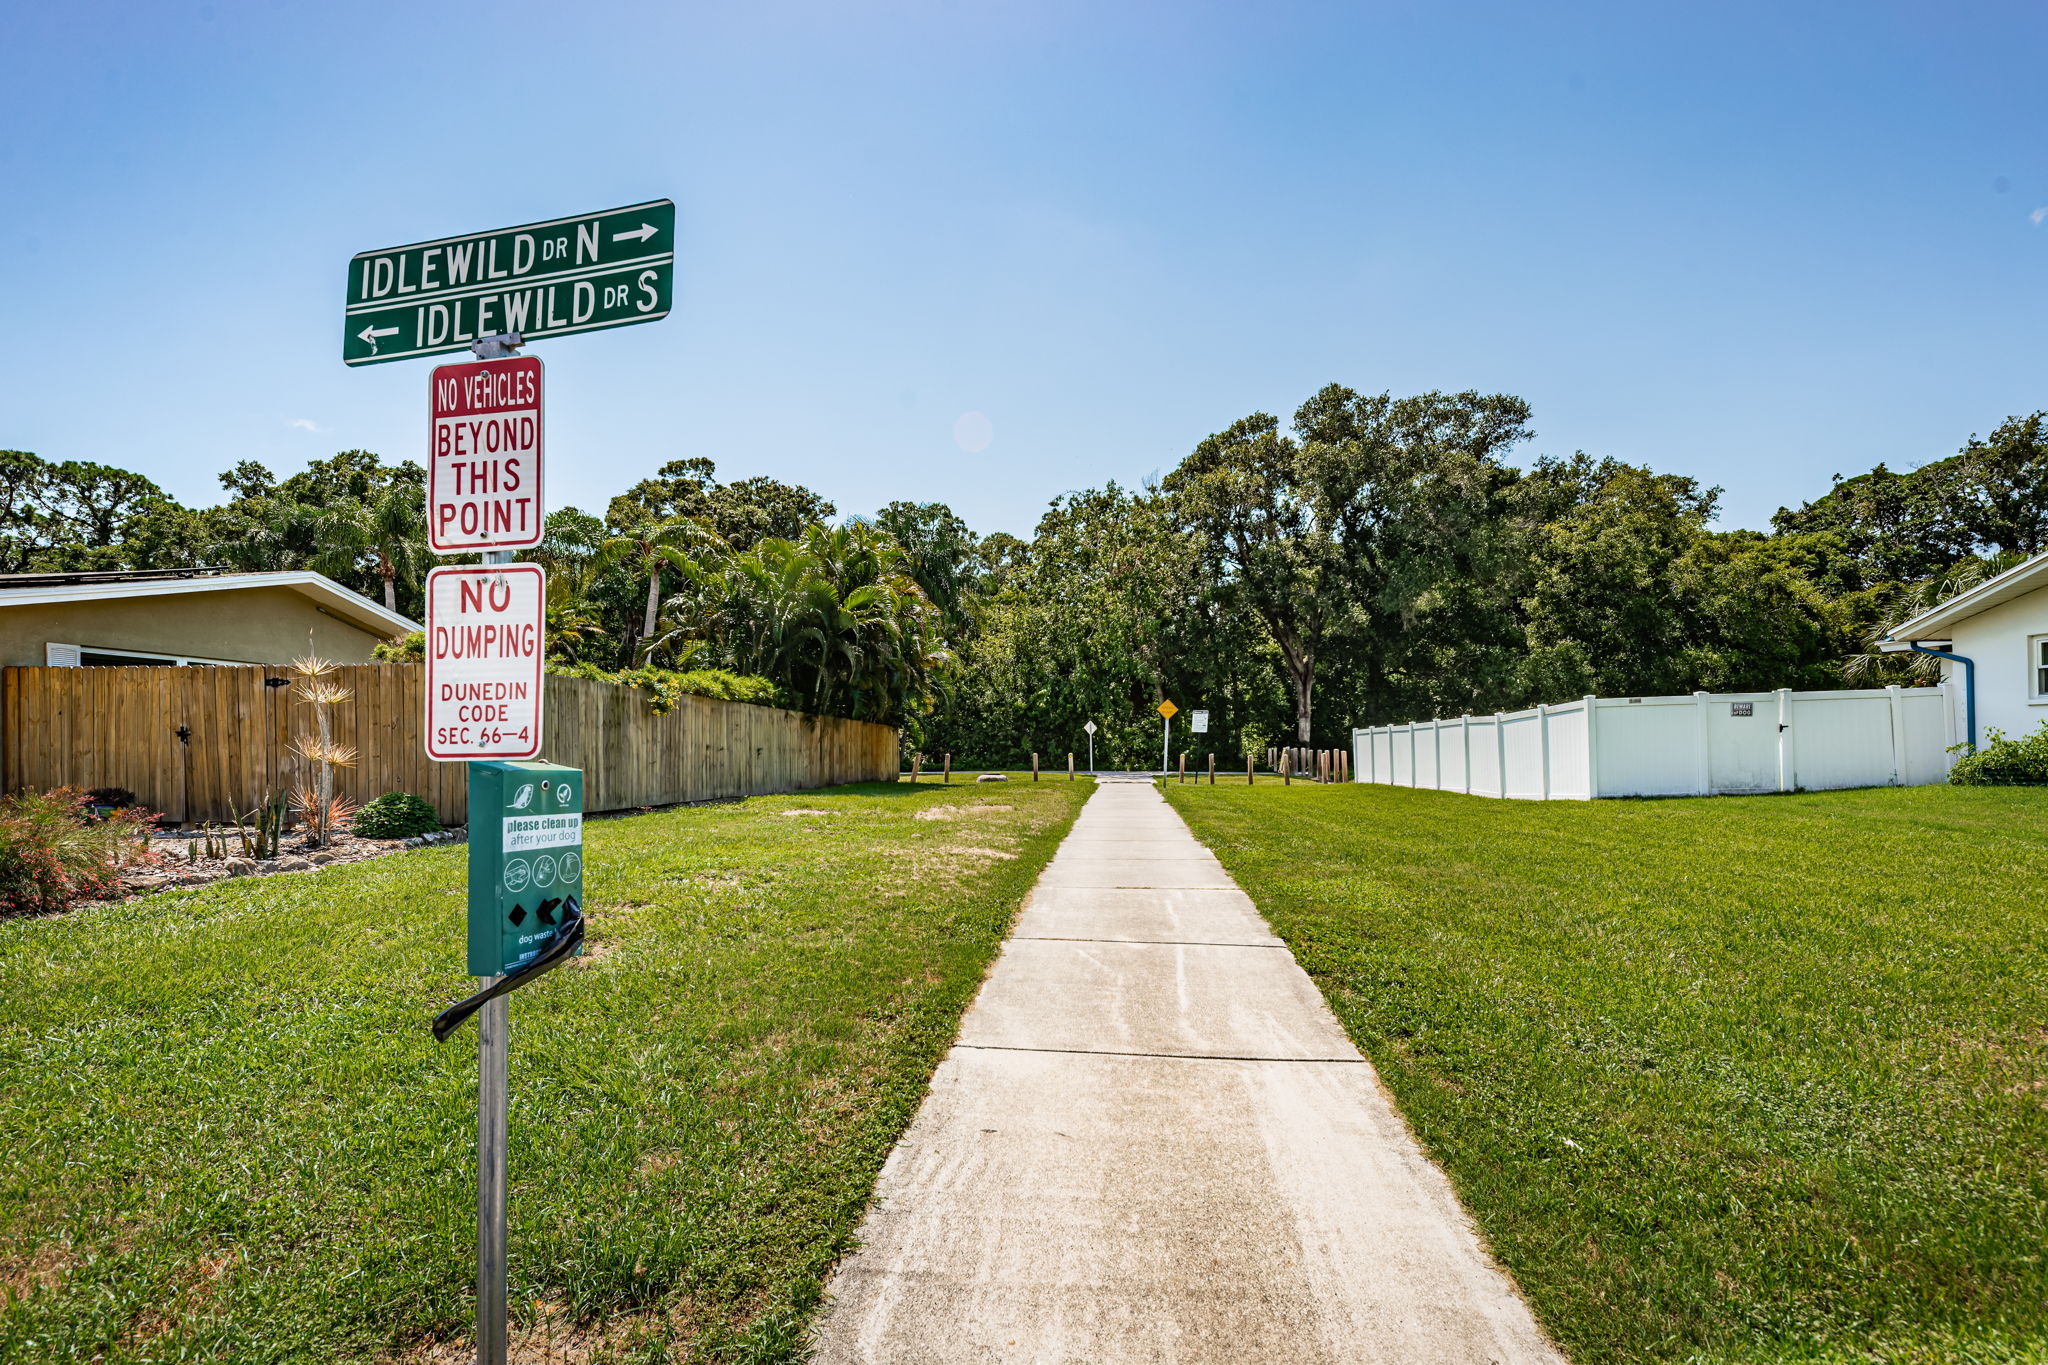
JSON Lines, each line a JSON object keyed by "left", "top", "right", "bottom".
{"left": 954, "top": 1042, "right": 1364, "bottom": 1065}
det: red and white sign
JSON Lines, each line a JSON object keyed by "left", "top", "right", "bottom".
{"left": 428, "top": 356, "right": 543, "bottom": 554}
{"left": 424, "top": 564, "right": 546, "bottom": 761}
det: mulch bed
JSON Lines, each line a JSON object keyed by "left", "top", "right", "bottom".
{"left": 116, "top": 827, "right": 468, "bottom": 898}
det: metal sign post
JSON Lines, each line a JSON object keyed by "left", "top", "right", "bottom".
{"left": 1083, "top": 719, "right": 1096, "bottom": 774}
{"left": 343, "top": 200, "right": 670, "bottom": 1364}
{"left": 1156, "top": 700, "right": 1178, "bottom": 776}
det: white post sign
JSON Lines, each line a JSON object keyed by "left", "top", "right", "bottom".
{"left": 425, "top": 564, "right": 546, "bottom": 761}
{"left": 429, "top": 356, "right": 543, "bottom": 554}
{"left": 1190, "top": 710, "right": 1210, "bottom": 734}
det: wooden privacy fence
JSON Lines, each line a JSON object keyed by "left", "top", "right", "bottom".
{"left": 1, "top": 665, "right": 899, "bottom": 823}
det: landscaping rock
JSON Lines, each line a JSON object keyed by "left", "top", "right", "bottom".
{"left": 223, "top": 858, "right": 257, "bottom": 876}
{"left": 274, "top": 856, "right": 312, "bottom": 872}
{"left": 308, "top": 852, "right": 337, "bottom": 866}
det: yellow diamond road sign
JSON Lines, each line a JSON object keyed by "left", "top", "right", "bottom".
{"left": 1157, "top": 700, "right": 1178, "bottom": 720}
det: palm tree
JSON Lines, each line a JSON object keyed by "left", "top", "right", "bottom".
{"left": 311, "top": 485, "right": 426, "bottom": 613}
{"left": 594, "top": 519, "right": 723, "bottom": 659}
{"left": 1842, "top": 550, "right": 2030, "bottom": 685}
{"left": 653, "top": 522, "right": 949, "bottom": 723}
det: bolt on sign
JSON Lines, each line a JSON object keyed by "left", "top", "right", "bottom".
{"left": 343, "top": 200, "right": 675, "bottom": 366}
{"left": 430, "top": 357, "right": 542, "bottom": 554}
{"left": 468, "top": 761, "right": 584, "bottom": 977}
{"left": 425, "top": 564, "right": 546, "bottom": 762}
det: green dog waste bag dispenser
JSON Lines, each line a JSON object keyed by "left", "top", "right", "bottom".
{"left": 469, "top": 760, "right": 585, "bottom": 977}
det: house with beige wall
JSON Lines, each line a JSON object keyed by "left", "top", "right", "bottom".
{"left": 0, "top": 568, "right": 416, "bottom": 667}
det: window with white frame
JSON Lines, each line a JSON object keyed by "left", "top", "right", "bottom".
{"left": 2034, "top": 636, "right": 2048, "bottom": 698}
{"left": 45, "top": 642, "right": 250, "bottom": 667}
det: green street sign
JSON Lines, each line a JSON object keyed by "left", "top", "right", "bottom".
{"left": 467, "top": 761, "right": 585, "bottom": 977}
{"left": 344, "top": 200, "right": 674, "bottom": 366}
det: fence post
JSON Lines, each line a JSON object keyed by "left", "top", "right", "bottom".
{"left": 1693, "top": 692, "right": 1711, "bottom": 796}
{"left": 1886, "top": 684, "right": 1905, "bottom": 786}
{"left": 1941, "top": 678, "right": 1959, "bottom": 771}
{"left": 1583, "top": 696, "right": 1600, "bottom": 800}
{"left": 1775, "top": 688, "right": 1793, "bottom": 792}
{"left": 1537, "top": 703, "right": 1552, "bottom": 801}
{"left": 1460, "top": 716, "right": 1473, "bottom": 794}
{"left": 910, "top": 754, "right": 921, "bottom": 784}
{"left": 1495, "top": 713, "right": 1507, "bottom": 798}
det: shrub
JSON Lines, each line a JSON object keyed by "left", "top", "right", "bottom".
{"left": 353, "top": 792, "right": 441, "bottom": 840}
{"left": 547, "top": 662, "right": 784, "bottom": 714}
{"left": 0, "top": 789, "right": 157, "bottom": 916}
{"left": 372, "top": 632, "right": 424, "bottom": 662}
{"left": 1948, "top": 724, "right": 2048, "bottom": 785}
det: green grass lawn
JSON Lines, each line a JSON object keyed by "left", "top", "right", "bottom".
{"left": 1164, "top": 782, "right": 2048, "bottom": 1365}
{"left": 0, "top": 777, "right": 1090, "bottom": 1364}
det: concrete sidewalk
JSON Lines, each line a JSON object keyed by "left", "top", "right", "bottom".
{"left": 812, "top": 781, "right": 1565, "bottom": 1364}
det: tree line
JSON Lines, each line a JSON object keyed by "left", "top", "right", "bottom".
{"left": 6, "top": 386, "right": 2042, "bottom": 767}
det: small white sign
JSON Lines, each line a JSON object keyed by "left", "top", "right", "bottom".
{"left": 502, "top": 812, "right": 582, "bottom": 853}
{"left": 1190, "top": 710, "right": 1210, "bottom": 734}
{"left": 1083, "top": 720, "right": 1098, "bottom": 735}
{"left": 424, "top": 563, "right": 546, "bottom": 761}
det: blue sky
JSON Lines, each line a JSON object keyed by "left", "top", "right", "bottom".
{"left": 4, "top": 1, "right": 2045, "bottom": 536}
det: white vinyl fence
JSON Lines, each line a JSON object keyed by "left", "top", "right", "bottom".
{"left": 1352, "top": 685, "right": 1957, "bottom": 800}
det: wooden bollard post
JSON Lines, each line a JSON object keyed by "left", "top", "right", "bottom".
{"left": 1068, "top": 752, "right": 1075, "bottom": 780}
{"left": 1208, "top": 753, "right": 1216, "bottom": 784}
{"left": 1177, "top": 754, "right": 1185, "bottom": 783}
{"left": 943, "top": 754, "right": 951, "bottom": 784}
{"left": 1282, "top": 751, "right": 1291, "bottom": 785}
{"left": 1033, "top": 752, "right": 1040, "bottom": 781}
{"left": 910, "top": 754, "right": 922, "bottom": 784}
{"left": 1247, "top": 754, "right": 1254, "bottom": 784}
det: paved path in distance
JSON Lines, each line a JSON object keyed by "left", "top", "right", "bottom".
{"left": 812, "top": 779, "right": 1566, "bottom": 1364}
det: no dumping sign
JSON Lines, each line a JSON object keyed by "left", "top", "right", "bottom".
{"left": 425, "top": 564, "right": 546, "bottom": 762}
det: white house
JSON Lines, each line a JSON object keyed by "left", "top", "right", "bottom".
{"left": 1884, "top": 550, "right": 2048, "bottom": 749}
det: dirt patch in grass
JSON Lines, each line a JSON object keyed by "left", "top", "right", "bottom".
{"left": 0, "top": 1240, "right": 77, "bottom": 1299}
{"left": 914, "top": 804, "right": 1013, "bottom": 821}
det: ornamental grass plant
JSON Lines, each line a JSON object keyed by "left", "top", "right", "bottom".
{"left": 0, "top": 788, "right": 156, "bottom": 916}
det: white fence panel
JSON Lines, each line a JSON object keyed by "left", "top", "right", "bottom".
{"left": 1440, "top": 720, "right": 1470, "bottom": 794}
{"left": 1898, "top": 689, "right": 1954, "bottom": 786}
{"left": 1501, "top": 710, "right": 1544, "bottom": 799}
{"left": 1546, "top": 702, "right": 1592, "bottom": 799}
{"left": 1415, "top": 721, "right": 1440, "bottom": 789}
{"left": 1787, "top": 690, "right": 1898, "bottom": 791}
{"left": 1592, "top": 696, "right": 1705, "bottom": 797}
{"left": 1470, "top": 716, "right": 1504, "bottom": 796}
{"left": 1353, "top": 683, "right": 1956, "bottom": 802}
